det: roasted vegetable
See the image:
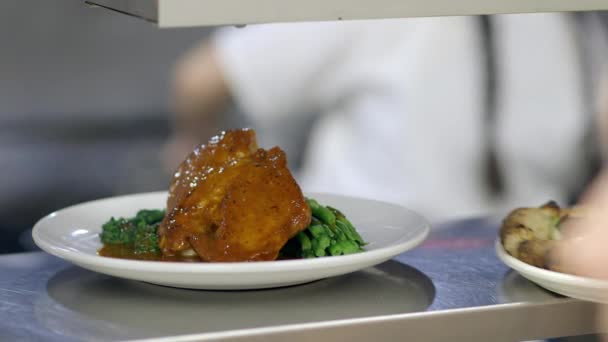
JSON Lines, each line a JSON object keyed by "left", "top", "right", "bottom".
{"left": 500, "top": 201, "right": 573, "bottom": 269}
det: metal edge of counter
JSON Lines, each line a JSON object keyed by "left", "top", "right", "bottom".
{"left": 131, "top": 299, "right": 598, "bottom": 342}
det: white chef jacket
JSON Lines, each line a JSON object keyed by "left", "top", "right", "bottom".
{"left": 213, "top": 13, "right": 604, "bottom": 223}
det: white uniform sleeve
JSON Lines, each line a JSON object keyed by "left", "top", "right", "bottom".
{"left": 212, "top": 22, "right": 359, "bottom": 123}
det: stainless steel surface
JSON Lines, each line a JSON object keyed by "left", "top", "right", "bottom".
{"left": 84, "top": 0, "right": 608, "bottom": 28}
{"left": 0, "top": 218, "right": 597, "bottom": 341}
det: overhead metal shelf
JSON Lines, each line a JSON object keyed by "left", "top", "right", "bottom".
{"left": 86, "top": 0, "right": 608, "bottom": 28}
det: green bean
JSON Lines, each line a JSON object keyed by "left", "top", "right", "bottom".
{"left": 336, "top": 220, "right": 356, "bottom": 242}
{"left": 314, "top": 223, "right": 331, "bottom": 238}
{"left": 329, "top": 240, "right": 361, "bottom": 256}
{"left": 313, "top": 206, "right": 336, "bottom": 226}
{"left": 297, "top": 232, "right": 312, "bottom": 251}
{"left": 318, "top": 236, "right": 331, "bottom": 256}
{"left": 312, "top": 235, "right": 331, "bottom": 257}
{"left": 308, "top": 224, "right": 326, "bottom": 239}
{"left": 285, "top": 198, "right": 367, "bottom": 258}
{"left": 340, "top": 241, "right": 362, "bottom": 254}
{"left": 328, "top": 206, "right": 364, "bottom": 245}
{"left": 306, "top": 198, "right": 321, "bottom": 210}
{"left": 328, "top": 206, "right": 364, "bottom": 244}
{"left": 327, "top": 206, "right": 345, "bottom": 220}
{"left": 306, "top": 198, "right": 334, "bottom": 225}
{"left": 338, "top": 219, "right": 364, "bottom": 245}
{"left": 302, "top": 250, "right": 315, "bottom": 258}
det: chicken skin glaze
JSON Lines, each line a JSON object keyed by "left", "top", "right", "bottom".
{"left": 158, "top": 129, "right": 311, "bottom": 262}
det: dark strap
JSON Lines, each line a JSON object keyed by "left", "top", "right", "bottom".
{"left": 568, "top": 12, "right": 603, "bottom": 203}
{"left": 478, "top": 15, "right": 504, "bottom": 197}
{"left": 478, "top": 13, "right": 604, "bottom": 203}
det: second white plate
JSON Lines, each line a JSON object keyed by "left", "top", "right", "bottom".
{"left": 496, "top": 240, "right": 608, "bottom": 303}
{"left": 33, "top": 192, "right": 430, "bottom": 290}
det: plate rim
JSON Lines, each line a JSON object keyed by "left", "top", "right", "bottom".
{"left": 32, "top": 191, "right": 431, "bottom": 274}
{"left": 494, "top": 239, "right": 608, "bottom": 289}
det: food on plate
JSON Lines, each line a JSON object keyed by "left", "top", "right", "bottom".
{"left": 100, "top": 209, "right": 164, "bottom": 253}
{"left": 281, "top": 198, "right": 365, "bottom": 259}
{"left": 159, "top": 129, "right": 311, "bottom": 262}
{"left": 99, "top": 129, "right": 365, "bottom": 262}
{"left": 99, "top": 198, "right": 365, "bottom": 261}
{"left": 99, "top": 209, "right": 169, "bottom": 261}
{"left": 499, "top": 201, "right": 583, "bottom": 270}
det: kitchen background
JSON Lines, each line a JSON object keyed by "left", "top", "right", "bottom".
{"left": 0, "top": 0, "right": 315, "bottom": 253}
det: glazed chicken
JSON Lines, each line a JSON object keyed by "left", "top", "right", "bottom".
{"left": 158, "top": 129, "right": 311, "bottom": 262}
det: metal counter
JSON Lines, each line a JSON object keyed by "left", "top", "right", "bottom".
{"left": 0, "top": 218, "right": 598, "bottom": 341}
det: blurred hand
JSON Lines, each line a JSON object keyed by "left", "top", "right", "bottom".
{"left": 161, "top": 134, "right": 200, "bottom": 174}
{"left": 554, "top": 170, "right": 608, "bottom": 337}
{"left": 161, "top": 41, "right": 230, "bottom": 174}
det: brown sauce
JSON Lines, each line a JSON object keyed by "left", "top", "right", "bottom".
{"left": 98, "top": 244, "right": 201, "bottom": 262}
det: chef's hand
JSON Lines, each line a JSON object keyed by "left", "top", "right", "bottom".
{"left": 162, "top": 41, "right": 230, "bottom": 173}
{"left": 554, "top": 169, "right": 608, "bottom": 337}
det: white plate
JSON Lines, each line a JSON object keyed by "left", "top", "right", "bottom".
{"left": 495, "top": 240, "right": 608, "bottom": 303}
{"left": 33, "top": 192, "right": 430, "bottom": 290}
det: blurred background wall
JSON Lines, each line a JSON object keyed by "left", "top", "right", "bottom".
{"left": 0, "top": 0, "right": 220, "bottom": 253}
